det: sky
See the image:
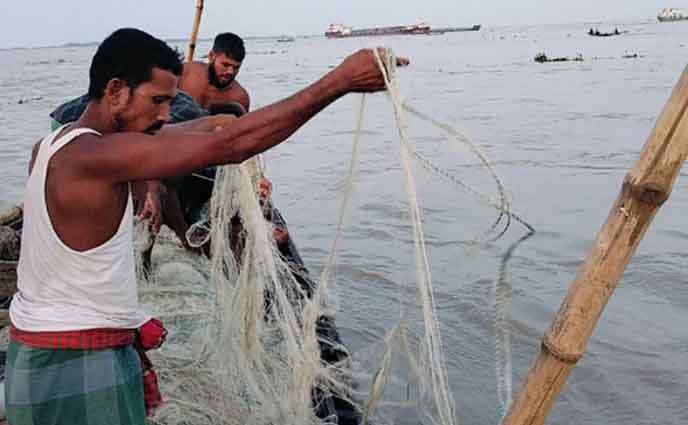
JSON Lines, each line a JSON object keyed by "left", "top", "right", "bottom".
{"left": 0, "top": 0, "right": 678, "bottom": 49}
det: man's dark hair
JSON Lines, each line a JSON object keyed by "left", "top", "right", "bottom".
{"left": 88, "top": 28, "right": 183, "bottom": 99}
{"left": 211, "top": 33, "right": 246, "bottom": 62}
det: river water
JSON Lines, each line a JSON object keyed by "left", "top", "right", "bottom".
{"left": 1, "top": 20, "right": 686, "bottom": 425}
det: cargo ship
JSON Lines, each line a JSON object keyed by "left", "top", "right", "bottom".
{"left": 325, "top": 22, "right": 431, "bottom": 38}
{"left": 657, "top": 8, "right": 688, "bottom": 22}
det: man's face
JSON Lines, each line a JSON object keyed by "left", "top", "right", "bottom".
{"left": 208, "top": 51, "right": 242, "bottom": 88}
{"left": 112, "top": 67, "right": 178, "bottom": 133}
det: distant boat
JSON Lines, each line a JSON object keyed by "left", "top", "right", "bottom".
{"left": 276, "top": 36, "right": 295, "bottom": 43}
{"left": 429, "top": 25, "right": 481, "bottom": 35}
{"left": 587, "top": 27, "right": 626, "bottom": 37}
{"left": 325, "top": 22, "right": 431, "bottom": 38}
{"left": 534, "top": 52, "right": 584, "bottom": 63}
{"left": 657, "top": 8, "right": 688, "bottom": 22}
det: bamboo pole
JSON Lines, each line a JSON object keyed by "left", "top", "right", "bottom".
{"left": 503, "top": 64, "right": 688, "bottom": 425}
{"left": 185, "top": 0, "right": 205, "bottom": 62}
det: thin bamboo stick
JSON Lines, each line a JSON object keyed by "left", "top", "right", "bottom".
{"left": 185, "top": 0, "right": 205, "bottom": 62}
{"left": 503, "top": 64, "right": 688, "bottom": 425}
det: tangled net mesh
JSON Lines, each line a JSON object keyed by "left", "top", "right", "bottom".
{"left": 130, "top": 48, "right": 534, "bottom": 425}
{"left": 137, "top": 158, "right": 341, "bottom": 425}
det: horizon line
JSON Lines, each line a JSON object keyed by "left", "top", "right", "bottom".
{"left": 0, "top": 17, "right": 659, "bottom": 52}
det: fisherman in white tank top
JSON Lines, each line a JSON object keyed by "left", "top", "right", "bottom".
{"left": 11, "top": 125, "right": 149, "bottom": 331}
{"left": 5, "top": 27, "right": 402, "bottom": 425}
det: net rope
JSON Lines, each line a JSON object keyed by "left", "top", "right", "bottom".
{"left": 130, "top": 48, "right": 535, "bottom": 425}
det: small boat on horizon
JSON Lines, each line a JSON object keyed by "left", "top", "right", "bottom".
{"left": 588, "top": 27, "right": 626, "bottom": 37}
{"left": 657, "top": 8, "right": 688, "bottom": 22}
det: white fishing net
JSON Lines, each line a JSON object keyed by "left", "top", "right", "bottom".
{"left": 131, "top": 49, "right": 535, "bottom": 425}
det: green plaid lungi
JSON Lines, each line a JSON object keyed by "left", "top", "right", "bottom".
{"left": 5, "top": 340, "right": 146, "bottom": 425}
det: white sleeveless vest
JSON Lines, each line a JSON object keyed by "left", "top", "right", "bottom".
{"left": 10, "top": 126, "right": 150, "bottom": 331}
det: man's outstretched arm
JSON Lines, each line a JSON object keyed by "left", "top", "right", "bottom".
{"left": 77, "top": 49, "right": 404, "bottom": 184}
